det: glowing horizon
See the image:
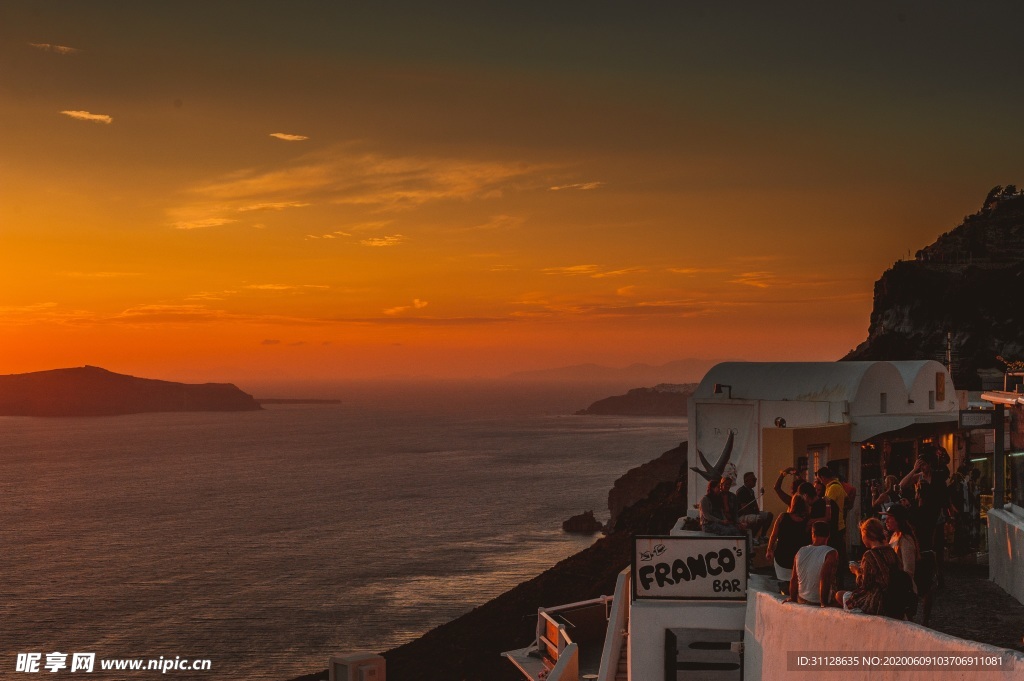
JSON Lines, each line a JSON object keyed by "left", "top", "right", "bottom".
{"left": 2, "top": 4, "right": 1022, "bottom": 384}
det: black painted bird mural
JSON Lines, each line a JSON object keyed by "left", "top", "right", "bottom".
{"left": 690, "top": 431, "right": 734, "bottom": 482}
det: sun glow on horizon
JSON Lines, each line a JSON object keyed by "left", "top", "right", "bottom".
{"left": 2, "top": 5, "right": 1021, "bottom": 382}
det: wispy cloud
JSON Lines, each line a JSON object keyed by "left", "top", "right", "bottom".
{"left": 543, "top": 265, "right": 645, "bottom": 278}
{"left": 61, "top": 110, "right": 112, "bottom": 124}
{"left": 60, "top": 271, "right": 141, "bottom": 279}
{"left": 543, "top": 264, "right": 600, "bottom": 276}
{"left": 0, "top": 302, "right": 58, "bottom": 315}
{"left": 244, "top": 283, "right": 329, "bottom": 291}
{"left": 549, "top": 181, "right": 603, "bottom": 191}
{"left": 730, "top": 271, "right": 776, "bottom": 288}
{"left": 237, "top": 201, "right": 310, "bottom": 212}
{"left": 510, "top": 296, "right": 720, "bottom": 319}
{"left": 591, "top": 267, "right": 646, "bottom": 278}
{"left": 383, "top": 299, "right": 429, "bottom": 315}
{"left": 270, "top": 133, "right": 308, "bottom": 141}
{"left": 668, "top": 267, "right": 727, "bottom": 275}
{"left": 262, "top": 339, "right": 281, "bottom": 345}
{"left": 112, "top": 304, "right": 228, "bottom": 324}
{"left": 172, "top": 217, "right": 237, "bottom": 230}
{"left": 245, "top": 284, "right": 297, "bottom": 291}
{"left": 449, "top": 214, "right": 525, "bottom": 233}
{"left": 361, "top": 235, "right": 405, "bottom": 247}
{"left": 30, "top": 43, "right": 80, "bottom": 55}
{"left": 173, "top": 146, "right": 544, "bottom": 230}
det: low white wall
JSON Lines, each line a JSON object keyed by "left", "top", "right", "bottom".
{"left": 629, "top": 599, "right": 746, "bottom": 681}
{"left": 744, "top": 578, "right": 1024, "bottom": 681}
{"left": 547, "top": 642, "right": 578, "bottom": 681}
{"left": 988, "top": 504, "right": 1024, "bottom": 605}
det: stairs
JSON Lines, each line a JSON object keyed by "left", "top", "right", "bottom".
{"left": 614, "top": 631, "right": 628, "bottom": 681}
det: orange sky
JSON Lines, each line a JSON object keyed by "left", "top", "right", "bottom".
{"left": 2, "top": 4, "right": 1023, "bottom": 383}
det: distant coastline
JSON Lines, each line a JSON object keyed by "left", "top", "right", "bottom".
{"left": 257, "top": 399, "right": 342, "bottom": 405}
{"left": 0, "top": 366, "right": 261, "bottom": 416}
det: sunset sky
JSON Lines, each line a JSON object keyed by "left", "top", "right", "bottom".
{"left": 2, "top": 3, "right": 1023, "bottom": 384}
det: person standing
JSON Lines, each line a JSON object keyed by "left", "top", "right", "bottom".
{"left": 817, "top": 467, "right": 848, "bottom": 568}
{"left": 766, "top": 495, "right": 810, "bottom": 586}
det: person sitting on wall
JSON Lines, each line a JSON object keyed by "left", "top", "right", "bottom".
{"left": 765, "top": 494, "right": 810, "bottom": 589}
{"left": 784, "top": 521, "right": 838, "bottom": 607}
{"left": 736, "top": 471, "right": 773, "bottom": 542}
{"left": 834, "top": 518, "right": 903, "bottom": 616}
{"left": 699, "top": 477, "right": 746, "bottom": 536}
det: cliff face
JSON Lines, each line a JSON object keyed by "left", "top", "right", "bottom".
{"left": 844, "top": 187, "right": 1024, "bottom": 389}
{"left": 606, "top": 441, "right": 687, "bottom": 532}
{"left": 0, "top": 366, "right": 261, "bottom": 416}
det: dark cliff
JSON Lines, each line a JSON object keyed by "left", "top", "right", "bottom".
{"left": 0, "top": 366, "right": 261, "bottom": 416}
{"left": 606, "top": 442, "right": 687, "bottom": 532}
{"left": 844, "top": 186, "right": 1024, "bottom": 388}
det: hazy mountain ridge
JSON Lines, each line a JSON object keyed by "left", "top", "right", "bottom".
{"left": 844, "top": 186, "right": 1024, "bottom": 388}
{"left": 506, "top": 359, "right": 726, "bottom": 385}
{"left": 0, "top": 366, "right": 261, "bottom": 416}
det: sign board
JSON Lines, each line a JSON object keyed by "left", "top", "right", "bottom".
{"left": 632, "top": 535, "right": 747, "bottom": 601}
{"left": 960, "top": 409, "right": 996, "bottom": 430}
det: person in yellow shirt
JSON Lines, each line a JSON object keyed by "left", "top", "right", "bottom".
{"left": 816, "top": 467, "right": 848, "bottom": 577}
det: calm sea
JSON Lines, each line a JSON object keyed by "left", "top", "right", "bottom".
{"left": 1, "top": 381, "right": 687, "bottom": 680}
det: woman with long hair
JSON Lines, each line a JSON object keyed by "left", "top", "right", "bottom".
{"left": 835, "top": 518, "right": 902, "bottom": 615}
{"left": 885, "top": 505, "right": 918, "bottom": 593}
{"left": 765, "top": 494, "right": 809, "bottom": 584}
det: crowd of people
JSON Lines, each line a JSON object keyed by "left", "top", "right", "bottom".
{"left": 697, "top": 441, "right": 979, "bottom": 624}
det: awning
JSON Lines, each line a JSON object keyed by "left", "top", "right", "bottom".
{"left": 862, "top": 419, "right": 960, "bottom": 443}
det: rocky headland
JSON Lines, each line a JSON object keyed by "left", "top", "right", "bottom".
{"left": 0, "top": 366, "right": 261, "bottom": 416}
{"left": 844, "top": 185, "right": 1024, "bottom": 388}
{"left": 575, "top": 383, "right": 696, "bottom": 416}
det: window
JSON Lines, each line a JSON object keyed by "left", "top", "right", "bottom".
{"left": 880, "top": 392, "right": 887, "bottom": 414}
{"left": 928, "top": 390, "right": 936, "bottom": 410}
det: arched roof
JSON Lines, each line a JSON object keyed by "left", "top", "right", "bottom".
{"left": 692, "top": 361, "right": 903, "bottom": 404}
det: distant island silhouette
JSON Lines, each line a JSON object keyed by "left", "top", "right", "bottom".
{"left": 0, "top": 366, "right": 261, "bottom": 416}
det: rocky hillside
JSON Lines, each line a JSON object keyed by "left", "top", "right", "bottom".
{"left": 575, "top": 383, "right": 696, "bottom": 416}
{"left": 0, "top": 366, "right": 261, "bottom": 416}
{"left": 606, "top": 441, "right": 686, "bottom": 532}
{"left": 844, "top": 186, "right": 1024, "bottom": 388}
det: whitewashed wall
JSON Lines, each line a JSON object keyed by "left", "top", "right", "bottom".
{"left": 988, "top": 504, "right": 1024, "bottom": 605}
{"left": 743, "top": 577, "right": 1024, "bottom": 681}
{"left": 628, "top": 599, "right": 746, "bottom": 681}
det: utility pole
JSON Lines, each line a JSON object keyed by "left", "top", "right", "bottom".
{"left": 993, "top": 404, "right": 1005, "bottom": 511}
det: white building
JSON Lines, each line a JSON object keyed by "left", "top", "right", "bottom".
{"left": 686, "top": 360, "right": 959, "bottom": 522}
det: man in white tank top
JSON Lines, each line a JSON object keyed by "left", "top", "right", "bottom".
{"left": 785, "top": 521, "right": 838, "bottom": 607}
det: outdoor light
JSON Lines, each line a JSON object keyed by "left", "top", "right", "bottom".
{"left": 774, "top": 417, "right": 787, "bottom": 428}
{"left": 713, "top": 383, "right": 733, "bottom": 398}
